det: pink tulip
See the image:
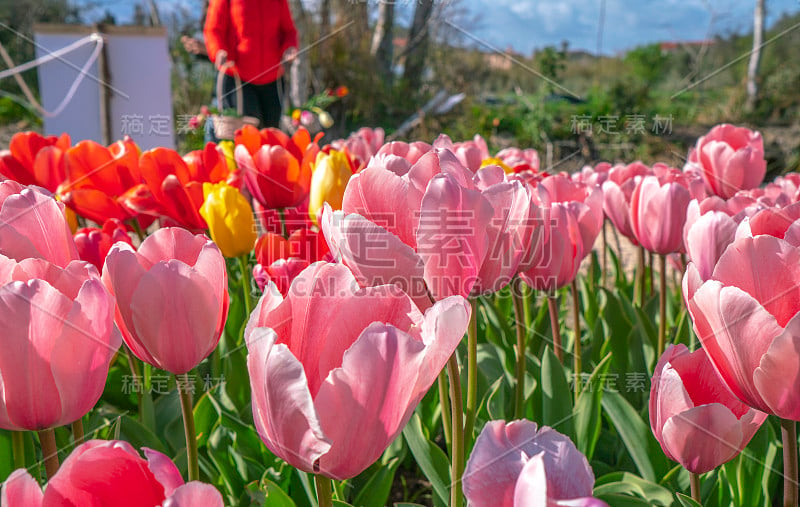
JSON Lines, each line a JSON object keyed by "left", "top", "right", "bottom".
{"left": 0, "top": 180, "right": 78, "bottom": 267}
{"left": 375, "top": 140, "right": 431, "bottom": 165}
{"left": 74, "top": 218, "right": 134, "bottom": 272}
{"left": 253, "top": 258, "right": 309, "bottom": 295}
{"left": 773, "top": 172, "right": 800, "bottom": 202}
{"left": 330, "top": 127, "right": 385, "bottom": 170}
{"left": 601, "top": 162, "right": 651, "bottom": 244}
{"left": 496, "top": 147, "right": 541, "bottom": 173}
{"left": 690, "top": 124, "right": 766, "bottom": 199}
{"left": 734, "top": 201, "right": 800, "bottom": 242}
{"left": 630, "top": 169, "right": 692, "bottom": 255}
{"left": 245, "top": 262, "right": 470, "bottom": 479}
{"left": 684, "top": 231, "right": 800, "bottom": 420}
{"left": 650, "top": 344, "right": 767, "bottom": 474}
{"left": 0, "top": 256, "right": 117, "bottom": 431}
{"left": 573, "top": 161, "right": 612, "bottom": 187}
{"left": 463, "top": 420, "right": 607, "bottom": 507}
{"left": 102, "top": 227, "right": 229, "bottom": 374}
{"left": 0, "top": 440, "right": 223, "bottom": 506}
{"left": 326, "top": 149, "right": 537, "bottom": 302}
{"left": 519, "top": 174, "right": 603, "bottom": 292}
{"left": 433, "top": 134, "right": 490, "bottom": 172}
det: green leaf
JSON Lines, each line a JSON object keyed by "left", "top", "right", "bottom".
{"left": 574, "top": 353, "right": 612, "bottom": 460}
{"left": 675, "top": 493, "right": 702, "bottom": 507}
{"left": 194, "top": 392, "right": 220, "bottom": 448}
{"left": 0, "top": 431, "right": 13, "bottom": 482}
{"left": 601, "top": 391, "right": 667, "bottom": 482}
{"left": 402, "top": 413, "right": 450, "bottom": 506}
{"left": 352, "top": 458, "right": 400, "bottom": 507}
{"left": 540, "top": 346, "right": 574, "bottom": 438}
{"left": 594, "top": 472, "right": 674, "bottom": 506}
{"left": 116, "top": 415, "right": 166, "bottom": 453}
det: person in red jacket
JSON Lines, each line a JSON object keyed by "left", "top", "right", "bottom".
{"left": 204, "top": 0, "right": 298, "bottom": 128}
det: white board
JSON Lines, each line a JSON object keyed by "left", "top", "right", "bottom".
{"left": 34, "top": 24, "right": 174, "bottom": 150}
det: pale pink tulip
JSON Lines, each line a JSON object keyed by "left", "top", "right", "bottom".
{"left": 245, "top": 262, "right": 470, "bottom": 479}
{"left": 601, "top": 162, "right": 651, "bottom": 243}
{"left": 1, "top": 440, "right": 223, "bottom": 506}
{"left": 375, "top": 140, "right": 431, "bottom": 165}
{"left": 463, "top": 420, "right": 606, "bottom": 507}
{"left": 0, "top": 180, "right": 78, "bottom": 267}
{"left": 690, "top": 124, "right": 766, "bottom": 199}
{"left": 684, "top": 232, "right": 800, "bottom": 420}
{"left": 0, "top": 256, "right": 117, "bottom": 431}
{"left": 330, "top": 127, "right": 385, "bottom": 170}
{"left": 433, "top": 134, "right": 490, "bottom": 172}
{"left": 519, "top": 174, "right": 603, "bottom": 292}
{"left": 650, "top": 344, "right": 767, "bottom": 474}
{"left": 102, "top": 227, "right": 229, "bottom": 374}
{"left": 630, "top": 170, "right": 691, "bottom": 255}
{"left": 497, "top": 147, "right": 541, "bottom": 173}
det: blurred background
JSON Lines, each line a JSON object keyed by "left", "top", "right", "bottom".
{"left": 0, "top": 0, "right": 798, "bottom": 175}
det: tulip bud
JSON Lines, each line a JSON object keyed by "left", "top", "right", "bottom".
{"left": 199, "top": 181, "right": 257, "bottom": 258}
{"left": 318, "top": 110, "right": 334, "bottom": 129}
{"left": 309, "top": 150, "right": 353, "bottom": 224}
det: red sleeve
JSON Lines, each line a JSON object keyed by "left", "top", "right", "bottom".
{"left": 204, "top": 0, "right": 230, "bottom": 64}
{"left": 279, "top": 0, "right": 298, "bottom": 54}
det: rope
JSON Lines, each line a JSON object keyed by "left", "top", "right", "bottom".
{"left": 0, "top": 33, "right": 103, "bottom": 117}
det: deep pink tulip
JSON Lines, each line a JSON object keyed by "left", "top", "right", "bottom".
{"left": 0, "top": 440, "right": 223, "bottom": 506}
{"left": 245, "top": 262, "right": 470, "bottom": 479}
{"left": 102, "top": 227, "right": 229, "bottom": 375}
{"left": 519, "top": 174, "right": 603, "bottom": 292}
{"left": 689, "top": 124, "right": 766, "bottom": 199}
{"left": 684, "top": 231, "right": 800, "bottom": 420}
{"left": 327, "top": 149, "right": 537, "bottom": 302}
{"left": 0, "top": 180, "right": 78, "bottom": 267}
{"left": 630, "top": 170, "right": 692, "bottom": 255}
{"left": 601, "top": 161, "right": 651, "bottom": 244}
{"left": 0, "top": 256, "right": 117, "bottom": 431}
{"left": 463, "top": 420, "right": 607, "bottom": 507}
{"left": 650, "top": 344, "right": 767, "bottom": 474}
{"left": 74, "top": 218, "right": 134, "bottom": 272}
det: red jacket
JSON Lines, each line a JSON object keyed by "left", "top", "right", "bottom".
{"left": 204, "top": 0, "right": 298, "bottom": 85}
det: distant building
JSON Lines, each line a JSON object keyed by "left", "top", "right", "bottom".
{"left": 659, "top": 40, "right": 715, "bottom": 54}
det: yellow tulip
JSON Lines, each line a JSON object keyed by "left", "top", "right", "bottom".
{"left": 218, "top": 140, "right": 236, "bottom": 170}
{"left": 480, "top": 157, "right": 513, "bottom": 174}
{"left": 199, "top": 182, "right": 257, "bottom": 258}
{"left": 309, "top": 150, "right": 353, "bottom": 224}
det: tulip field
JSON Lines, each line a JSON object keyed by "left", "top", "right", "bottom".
{"left": 0, "top": 123, "right": 798, "bottom": 506}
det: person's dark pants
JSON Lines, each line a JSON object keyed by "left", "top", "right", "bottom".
{"left": 220, "top": 75, "right": 283, "bottom": 129}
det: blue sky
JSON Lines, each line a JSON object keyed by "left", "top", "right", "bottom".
{"left": 82, "top": 0, "right": 800, "bottom": 56}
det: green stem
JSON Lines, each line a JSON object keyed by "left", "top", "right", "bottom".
{"left": 278, "top": 207, "right": 287, "bottom": 238}
{"left": 38, "top": 429, "right": 59, "bottom": 479}
{"left": 447, "top": 354, "right": 464, "bottom": 507}
{"left": 658, "top": 254, "right": 667, "bottom": 358}
{"left": 12, "top": 431, "right": 25, "bottom": 470}
{"left": 177, "top": 373, "right": 199, "bottom": 481}
{"left": 571, "top": 279, "right": 582, "bottom": 399}
{"left": 648, "top": 250, "right": 655, "bottom": 297}
{"left": 438, "top": 370, "right": 452, "bottom": 450}
{"left": 782, "top": 419, "right": 798, "bottom": 507}
{"left": 511, "top": 277, "right": 527, "bottom": 419}
{"left": 129, "top": 218, "right": 146, "bottom": 243}
{"left": 601, "top": 219, "right": 608, "bottom": 287}
{"left": 463, "top": 298, "right": 478, "bottom": 451}
{"left": 124, "top": 349, "right": 144, "bottom": 420}
{"left": 635, "top": 246, "right": 645, "bottom": 306}
{"left": 72, "top": 418, "right": 85, "bottom": 446}
{"left": 547, "top": 296, "right": 563, "bottom": 362}
{"left": 689, "top": 471, "right": 701, "bottom": 503}
{"left": 238, "top": 255, "right": 254, "bottom": 317}
{"left": 315, "top": 474, "right": 333, "bottom": 507}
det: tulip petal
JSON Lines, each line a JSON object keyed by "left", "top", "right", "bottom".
{"left": 246, "top": 327, "right": 331, "bottom": 473}
{"left": 512, "top": 453, "right": 548, "bottom": 507}
{"left": 314, "top": 323, "right": 428, "bottom": 479}
{"left": 143, "top": 448, "right": 184, "bottom": 498}
{"left": 661, "top": 404, "right": 743, "bottom": 474}
{"left": 1, "top": 469, "right": 43, "bottom": 507}
{"left": 164, "top": 482, "right": 224, "bottom": 507}
{"left": 753, "top": 313, "right": 800, "bottom": 420}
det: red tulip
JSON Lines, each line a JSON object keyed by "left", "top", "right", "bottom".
{"left": 253, "top": 228, "right": 330, "bottom": 294}
{"left": 60, "top": 138, "right": 142, "bottom": 224}
{"left": 689, "top": 124, "right": 766, "bottom": 199}
{"left": 463, "top": 420, "right": 606, "bottom": 507}
{"left": 630, "top": 169, "right": 692, "bottom": 255}
{"left": 245, "top": 262, "right": 470, "bottom": 479}
{"left": 601, "top": 161, "right": 651, "bottom": 244}
{"left": 102, "top": 227, "right": 229, "bottom": 374}
{"left": 0, "top": 131, "right": 70, "bottom": 191}
{"left": 650, "top": 344, "right": 767, "bottom": 474}
{"left": 0, "top": 256, "right": 117, "bottom": 431}
{"left": 253, "top": 200, "right": 311, "bottom": 236}
{"left": 0, "top": 181, "right": 78, "bottom": 267}
{"left": 519, "top": 174, "right": 603, "bottom": 292}
{"left": 684, "top": 230, "right": 800, "bottom": 420}
{"left": 1, "top": 440, "right": 223, "bottom": 506}
{"left": 74, "top": 218, "right": 134, "bottom": 272}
